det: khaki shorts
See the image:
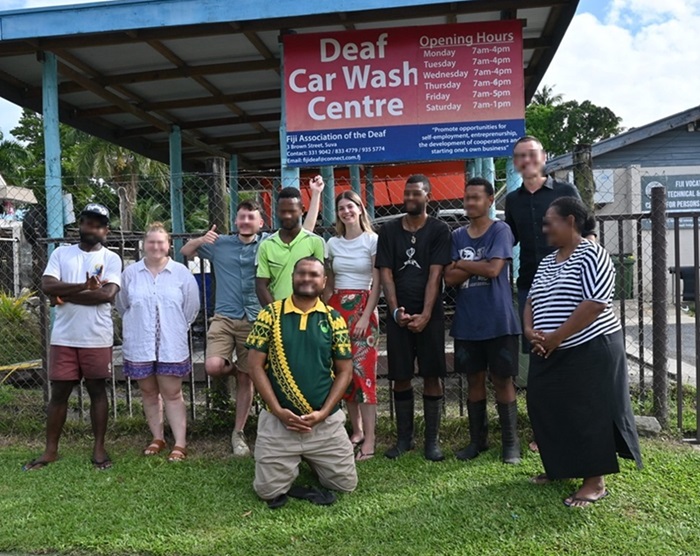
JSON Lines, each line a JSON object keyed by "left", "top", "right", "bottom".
{"left": 206, "top": 314, "right": 253, "bottom": 373}
{"left": 253, "top": 409, "right": 357, "bottom": 500}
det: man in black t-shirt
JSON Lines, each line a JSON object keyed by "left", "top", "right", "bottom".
{"left": 376, "top": 175, "right": 452, "bottom": 461}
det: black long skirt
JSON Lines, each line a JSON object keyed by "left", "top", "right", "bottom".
{"left": 527, "top": 331, "right": 643, "bottom": 480}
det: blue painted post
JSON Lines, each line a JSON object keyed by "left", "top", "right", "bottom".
{"left": 366, "top": 166, "right": 375, "bottom": 220}
{"left": 229, "top": 154, "right": 239, "bottom": 231}
{"left": 349, "top": 165, "right": 361, "bottom": 196}
{"left": 169, "top": 126, "right": 186, "bottom": 262}
{"left": 42, "top": 52, "right": 63, "bottom": 246}
{"left": 320, "top": 166, "right": 335, "bottom": 230}
{"left": 483, "top": 157, "right": 496, "bottom": 218}
{"left": 467, "top": 159, "right": 477, "bottom": 179}
{"left": 279, "top": 38, "right": 300, "bottom": 189}
{"left": 506, "top": 157, "right": 522, "bottom": 281}
{"left": 474, "top": 157, "right": 484, "bottom": 177}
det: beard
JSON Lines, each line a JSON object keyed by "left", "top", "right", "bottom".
{"left": 293, "top": 285, "right": 319, "bottom": 298}
{"left": 79, "top": 231, "right": 103, "bottom": 246}
{"left": 405, "top": 203, "right": 425, "bottom": 216}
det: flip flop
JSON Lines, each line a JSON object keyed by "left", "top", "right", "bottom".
{"left": 288, "top": 485, "right": 337, "bottom": 506}
{"left": 22, "top": 458, "right": 53, "bottom": 471}
{"left": 529, "top": 473, "right": 550, "bottom": 485}
{"left": 563, "top": 490, "right": 609, "bottom": 507}
{"left": 351, "top": 437, "right": 365, "bottom": 450}
{"left": 356, "top": 450, "right": 375, "bottom": 462}
{"left": 92, "top": 455, "right": 113, "bottom": 471}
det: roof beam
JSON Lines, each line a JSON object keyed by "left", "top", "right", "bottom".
{"left": 77, "top": 88, "right": 279, "bottom": 118}
{"left": 51, "top": 48, "right": 239, "bottom": 162}
{"left": 118, "top": 112, "right": 281, "bottom": 138}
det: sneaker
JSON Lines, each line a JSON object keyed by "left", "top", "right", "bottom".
{"left": 232, "top": 430, "right": 251, "bottom": 457}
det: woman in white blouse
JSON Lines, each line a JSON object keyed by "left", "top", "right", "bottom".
{"left": 524, "top": 198, "right": 642, "bottom": 507}
{"left": 325, "top": 191, "right": 380, "bottom": 461}
{"left": 117, "top": 222, "right": 200, "bottom": 462}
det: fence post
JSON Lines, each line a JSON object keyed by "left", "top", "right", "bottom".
{"left": 229, "top": 154, "right": 239, "bottom": 232}
{"left": 206, "top": 157, "right": 229, "bottom": 234}
{"left": 350, "top": 165, "right": 361, "bottom": 196}
{"left": 506, "top": 158, "right": 521, "bottom": 282}
{"left": 320, "top": 166, "right": 335, "bottom": 230}
{"left": 650, "top": 185, "right": 668, "bottom": 427}
{"left": 573, "top": 143, "right": 595, "bottom": 210}
{"left": 366, "top": 167, "right": 375, "bottom": 220}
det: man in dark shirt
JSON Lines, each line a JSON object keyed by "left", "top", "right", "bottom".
{"left": 505, "top": 135, "right": 594, "bottom": 453}
{"left": 505, "top": 136, "right": 593, "bottom": 344}
{"left": 376, "top": 175, "right": 452, "bottom": 461}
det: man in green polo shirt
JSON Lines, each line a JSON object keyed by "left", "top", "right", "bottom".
{"left": 256, "top": 187, "right": 326, "bottom": 305}
{"left": 246, "top": 256, "right": 356, "bottom": 508}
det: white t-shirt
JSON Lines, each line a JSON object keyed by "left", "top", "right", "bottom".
{"left": 327, "top": 233, "right": 378, "bottom": 290}
{"left": 43, "top": 244, "right": 122, "bottom": 348}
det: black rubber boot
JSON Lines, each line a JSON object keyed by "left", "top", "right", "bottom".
{"left": 455, "top": 399, "right": 488, "bottom": 461}
{"left": 423, "top": 395, "right": 445, "bottom": 462}
{"left": 497, "top": 400, "right": 522, "bottom": 465}
{"left": 384, "top": 390, "right": 415, "bottom": 459}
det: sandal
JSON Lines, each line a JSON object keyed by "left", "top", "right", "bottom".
{"left": 22, "top": 458, "right": 53, "bottom": 471}
{"left": 564, "top": 490, "right": 609, "bottom": 508}
{"left": 350, "top": 437, "right": 365, "bottom": 450}
{"left": 143, "top": 439, "right": 167, "bottom": 456}
{"left": 529, "top": 473, "right": 550, "bottom": 485}
{"left": 92, "top": 455, "right": 113, "bottom": 471}
{"left": 168, "top": 446, "right": 187, "bottom": 462}
{"left": 356, "top": 450, "right": 375, "bottom": 462}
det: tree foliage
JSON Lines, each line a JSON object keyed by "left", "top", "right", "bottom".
{"left": 525, "top": 88, "right": 623, "bottom": 157}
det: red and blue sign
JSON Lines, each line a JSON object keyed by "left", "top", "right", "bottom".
{"left": 283, "top": 20, "right": 525, "bottom": 167}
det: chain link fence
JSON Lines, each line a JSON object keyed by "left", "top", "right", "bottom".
{"left": 0, "top": 164, "right": 697, "bottom": 438}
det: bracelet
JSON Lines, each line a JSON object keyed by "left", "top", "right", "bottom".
{"left": 392, "top": 307, "right": 400, "bottom": 322}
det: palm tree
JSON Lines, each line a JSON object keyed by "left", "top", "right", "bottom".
{"left": 0, "top": 131, "right": 35, "bottom": 188}
{"left": 70, "top": 137, "right": 168, "bottom": 231}
{"left": 531, "top": 84, "right": 564, "bottom": 107}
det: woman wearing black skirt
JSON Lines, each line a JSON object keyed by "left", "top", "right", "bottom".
{"left": 524, "top": 197, "right": 642, "bottom": 507}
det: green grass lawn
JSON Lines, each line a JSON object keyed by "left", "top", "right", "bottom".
{"left": 1, "top": 428, "right": 700, "bottom": 556}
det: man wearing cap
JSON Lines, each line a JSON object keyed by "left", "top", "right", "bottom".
{"left": 246, "top": 256, "right": 357, "bottom": 508}
{"left": 24, "top": 203, "right": 122, "bottom": 471}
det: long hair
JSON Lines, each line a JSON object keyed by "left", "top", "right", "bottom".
{"left": 334, "top": 190, "right": 374, "bottom": 237}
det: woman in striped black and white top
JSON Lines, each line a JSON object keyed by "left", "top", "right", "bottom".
{"left": 524, "top": 197, "right": 642, "bottom": 508}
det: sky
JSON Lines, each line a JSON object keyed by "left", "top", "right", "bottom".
{"left": 0, "top": 0, "right": 698, "bottom": 139}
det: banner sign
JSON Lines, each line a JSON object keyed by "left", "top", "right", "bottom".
{"left": 282, "top": 20, "right": 525, "bottom": 167}
{"left": 642, "top": 174, "right": 700, "bottom": 229}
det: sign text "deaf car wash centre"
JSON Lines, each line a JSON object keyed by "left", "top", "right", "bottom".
{"left": 283, "top": 20, "right": 525, "bottom": 166}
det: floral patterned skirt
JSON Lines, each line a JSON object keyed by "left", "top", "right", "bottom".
{"left": 328, "top": 289, "right": 379, "bottom": 404}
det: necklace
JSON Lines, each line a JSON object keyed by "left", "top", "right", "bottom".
{"left": 411, "top": 234, "right": 416, "bottom": 244}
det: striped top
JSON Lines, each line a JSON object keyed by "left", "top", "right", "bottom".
{"left": 529, "top": 240, "right": 621, "bottom": 349}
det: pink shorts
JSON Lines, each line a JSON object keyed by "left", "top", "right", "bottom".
{"left": 49, "top": 345, "right": 113, "bottom": 381}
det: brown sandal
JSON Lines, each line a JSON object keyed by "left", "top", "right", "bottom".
{"left": 168, "top": 446, "right": 187, "bottom": 462}
{"left": 143, "top": 439, "right": 167, "bottom": 456}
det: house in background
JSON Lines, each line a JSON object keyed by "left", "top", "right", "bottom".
{"left": 545, "top": 105, "right": 700, "bottom": 298}
{"left": 0, "top": 173, "right": 37, "bottom": 295}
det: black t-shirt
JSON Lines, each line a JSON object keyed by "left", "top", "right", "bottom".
{"left": 375, "top": 216, "right": 452, "bottom": 316}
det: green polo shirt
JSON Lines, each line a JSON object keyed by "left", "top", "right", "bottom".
{"left": 245, "top": 297, "right": 352, "bottom": 416}
{"left": 256, "top": 229, "right": 326, "bottom": 300}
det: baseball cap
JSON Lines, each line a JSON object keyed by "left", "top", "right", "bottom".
{"left": 79, "top": 203, "right": 110, "bottom": 225}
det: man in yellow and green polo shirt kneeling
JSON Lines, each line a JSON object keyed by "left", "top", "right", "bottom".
{"left": 246, "top": 256, "right": 356, "bottom": 508}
